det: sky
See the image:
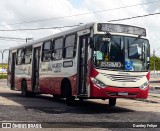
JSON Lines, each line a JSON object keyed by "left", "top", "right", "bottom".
{"left": 0, "top": 0, "right": 160, "bottom": 63}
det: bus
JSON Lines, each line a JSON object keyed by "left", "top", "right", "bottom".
{"left": 7, "top": 22, "right": 150, "bottom": 106}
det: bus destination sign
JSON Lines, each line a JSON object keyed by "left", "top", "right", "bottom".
{"left": 97, "top": 23, "right": 146, "bottom": 37}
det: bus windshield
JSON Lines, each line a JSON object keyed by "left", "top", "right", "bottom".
{"left": 93, "top": 35, "right": 149, "bottom": 71}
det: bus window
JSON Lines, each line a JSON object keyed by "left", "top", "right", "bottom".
{"left": 24, "top": 46, "right": 32, "bottom": 64}
{"left": 64, "top": 34, "right": 76, "bottom": 59}
{"left": 42, "top": 41, "right": 52, "bottom": 61}
{"left": 17, "top": 49, "right": 24, "bottom": 65}
{"left": 52, "top": 38, "right": 63, "bottom": 60}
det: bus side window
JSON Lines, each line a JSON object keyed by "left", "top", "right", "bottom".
{"left": 52, "top": 38, "right": 63, "bottom": 60}
{"left": 24, "top": 46, "right": 32, "bottom": 64}
{"left": 64, "top": 34, "right": 76, "bottom": 59}
{"left": 8, "top": 51, "right": 11, "bottom": 72}
{"left": 42, "top": 41, "right": 52, "bottom": 61}
{"left": 16, "top": 49, "right": 23, "bottom": 65}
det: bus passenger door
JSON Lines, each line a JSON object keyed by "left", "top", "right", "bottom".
{"left": 32, "top": 47, "right": 41, "bottom": 92}
{"left": 78, "top": 35, "right": 90, "bottom": 95}
{"left": 10, "top": 53, "right": 16, "bottom": 90}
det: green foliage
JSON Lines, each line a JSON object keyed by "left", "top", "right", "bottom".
{"left": 0, "top": 74, "right": 7, "bottom": 79}
{"left": 0, "top": 63, "right": 8, "bottom": 68}
{"left": 150, "top": 56, "right": 160, "bottom": 70}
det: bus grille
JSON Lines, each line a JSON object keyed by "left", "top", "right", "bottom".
{"left": 101, "top": 73, "right": 144, "bottom": 82}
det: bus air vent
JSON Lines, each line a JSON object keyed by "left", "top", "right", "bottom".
{"left": 101, "top": 73, "right": 144, "bottom": 82}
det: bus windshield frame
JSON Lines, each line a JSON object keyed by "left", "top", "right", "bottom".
{"left": 92, "top": 34, "right": 150, "bottom": 71}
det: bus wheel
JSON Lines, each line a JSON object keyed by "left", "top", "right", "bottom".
{"left": 79, "top": 98, "right": 84, "bottom": 102}
{"left": 53, "top": 95, "right": 60, "bottom": 100}
{"left": 109, "top": 98, "right": 116, "bottom": 106}
{"left": 21, "top": 80, "right": 29, "bottom": 97}
{"left": 64, "top": 81, "right": 74, "bottom": 106}
{"left": 28, "top": 92, "right": 36, "bottom": 97}
{"left": 66, "top": 96, "right": 75, "bottom": 106}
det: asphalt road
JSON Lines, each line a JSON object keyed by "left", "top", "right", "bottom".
{"left": 0, "top": 79, "right": 160, "bottom": 130}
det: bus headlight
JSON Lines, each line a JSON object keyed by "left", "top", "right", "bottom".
{"left": 91, "top": 78, "right": 106, "bottom": 88}
{"left": 140, "top": 81, "right": 148, "bottom": 90}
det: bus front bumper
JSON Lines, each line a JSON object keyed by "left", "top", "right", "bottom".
{"left": 89, "top": 83, "right": 149, "bottom": 99}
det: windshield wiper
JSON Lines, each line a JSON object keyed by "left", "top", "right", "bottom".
{"left": 130, "top": 35, "right": 142, "bottom": 45}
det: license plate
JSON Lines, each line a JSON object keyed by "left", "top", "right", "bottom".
{"left": 118, "top": 92, "right": 128, "bottom": 96}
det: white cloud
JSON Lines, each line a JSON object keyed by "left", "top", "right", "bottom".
{"left": 81, "top": 0, "right": 160, "bottom": 56}
{"left": 0, "top": 0, "right": 160, "bottom": 62}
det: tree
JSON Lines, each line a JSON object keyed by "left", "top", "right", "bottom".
{"left": 150, "top": 56, "right": 160, "bottom": 70}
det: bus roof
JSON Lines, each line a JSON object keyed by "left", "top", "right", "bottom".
{"left": 10, "top": 22, "right": 95, "bottom": 50}
{"left": 10, "top": 22, "right": 146, "bottom": 50}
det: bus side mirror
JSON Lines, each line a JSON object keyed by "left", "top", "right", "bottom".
{"left": 89, "top": 37, "right": 94, "bottom": 49}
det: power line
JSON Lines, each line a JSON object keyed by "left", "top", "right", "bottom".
{"left": 0, "top": 37, "right": 26, "bottom": 40}
{"left": 0, "top": 39, "right": 24, "bottom": 42}
{"left": 0, "top": 24, "right": 81, "bottom": 32}
{"left": 0, "top": 46, "right": 11, "bottom": 47}
{"left": 0, "top": 11, "right": 159, "bottom": 32}
{"left": 0, "top": 37, "right": 33, "bottom": 44}
{"left": 0, "top": 0, "right": 160, "bottom": 26}
{"left": 108, "top": 12, "right": 160, "bottom": 22}
{"left": 155, "top": 47, "right": 160, "bottom": 52}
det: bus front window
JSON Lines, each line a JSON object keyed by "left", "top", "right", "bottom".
{"left": 93, "top": 35, "right": 149, "bottom": 71}
{"left": 93, "top": 35, "right": 124, "bottom": 70}
{"left": 125, "top": 37, "right": 149, "bottom": 71}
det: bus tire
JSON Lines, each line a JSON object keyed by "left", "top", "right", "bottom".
{"left": 66, "top": 89, "right": 74, "bottom": 106}
{"left": 21, "top": 80, "right": 29, "bottom": 97}
{"left": 62, "top": 79, "right": 74, "bottom": 106}
{"left": 28, "top": 92, "right": 36, "bottom": 97}
{"left": 109, "top": 98, "right": 116, "bottom": 106}
{"left": 21, "top": 80, "right": 36, "bottom": 97}
{"left": 79, "top": 98, "right": 84, "bottom": 102}
{"left": 53, "top": 94, "right": 61, "bottom": 100}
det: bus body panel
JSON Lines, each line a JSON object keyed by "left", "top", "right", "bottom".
{"left": 38, "top": 74, "right": 77, "bottom": 95}
{"left": 7, "top": 22, "right": 150, "bottom": 103}
{"left": 89, "top": 68, "right": 149, "bottom": 99}
{"left": 14, "top": 64, "right": 32, "bottom": 91}
{"left": 89, "top": 83, "right": 149, "bottom": 98}
{"left": 96, "top": 69, "right": 149, "bottom": 88}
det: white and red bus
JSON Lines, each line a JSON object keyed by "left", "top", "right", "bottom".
{"left": 7, "top": 22, "right": 150, "bottom": 106}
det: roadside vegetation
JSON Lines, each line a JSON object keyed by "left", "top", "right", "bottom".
{"left": 0, "top": 63, "right": 7, "bottom": 79}
{"left": 150, "top": 56, "right": 160, "bottom": 70}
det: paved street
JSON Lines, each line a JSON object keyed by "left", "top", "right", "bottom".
{"left": 0, "top": 79, "right": 160, "bottom": 130}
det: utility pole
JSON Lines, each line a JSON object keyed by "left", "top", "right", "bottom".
{"left": 26, "top": 38, "right": 33, "bottom": 43}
